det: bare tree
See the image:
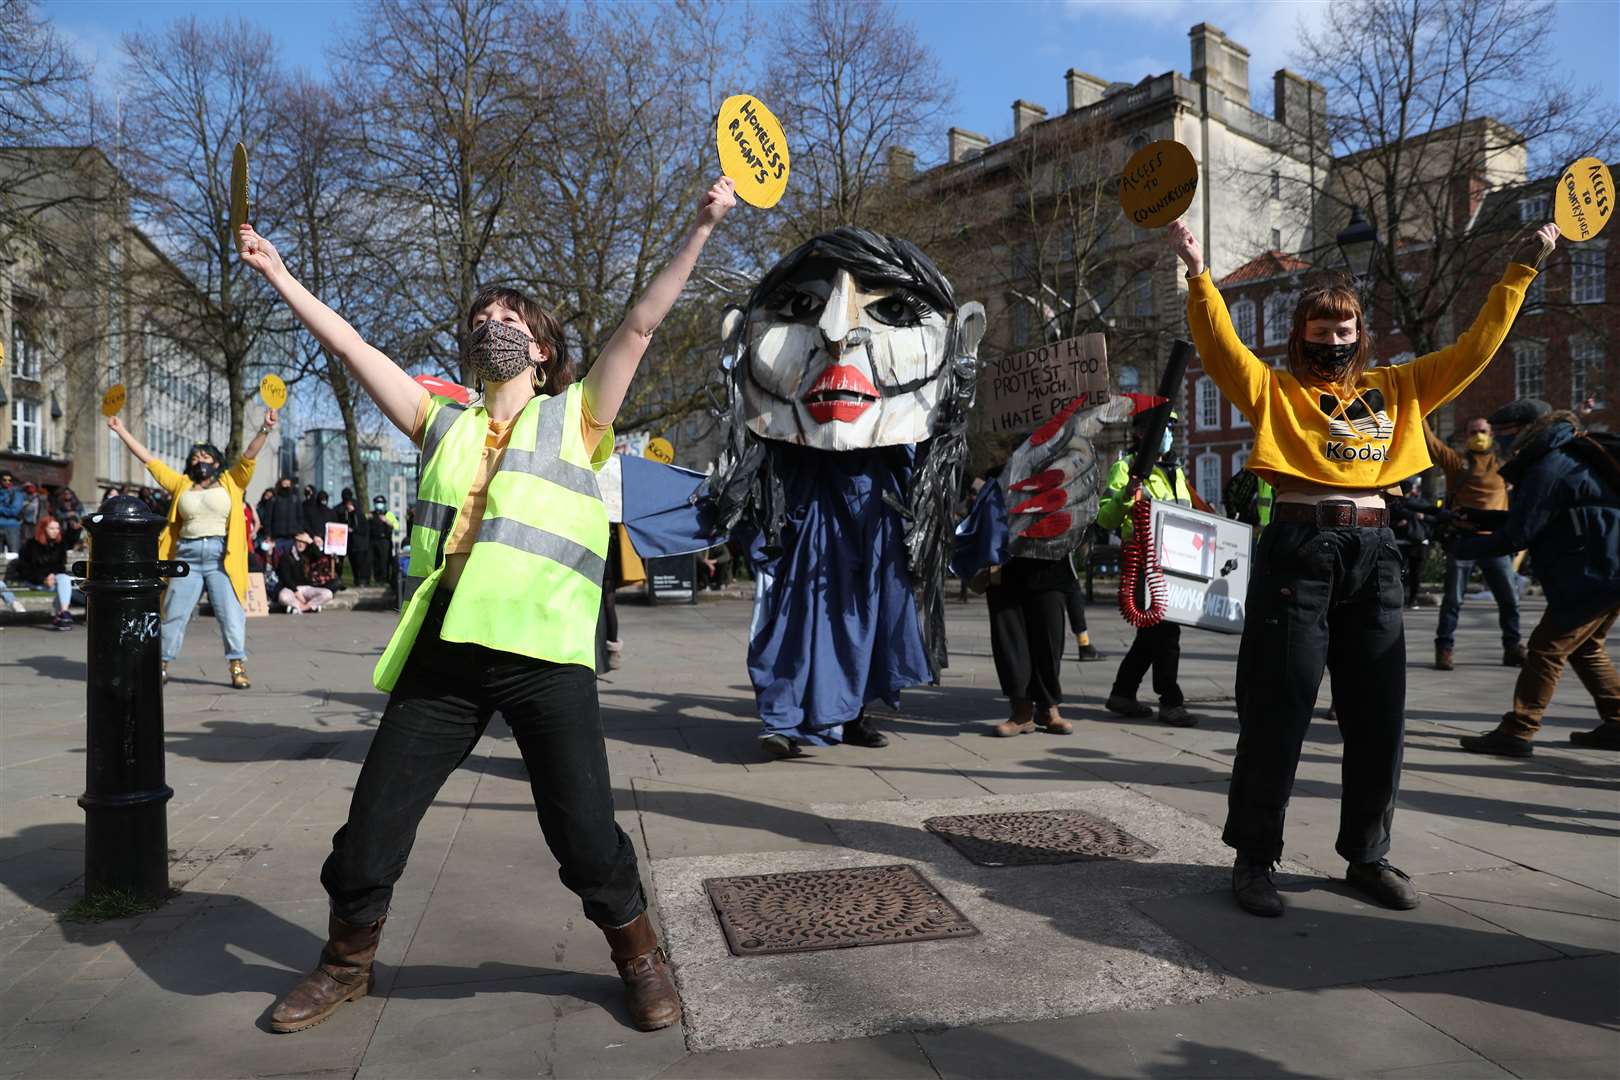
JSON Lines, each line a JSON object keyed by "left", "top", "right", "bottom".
{"left": 118, "top": 16, "right": 287, "bottom": 458}
{"left": 766, "top": 0, "right": 954, "bottom": 241}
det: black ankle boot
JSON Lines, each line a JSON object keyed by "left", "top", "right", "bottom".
{"left": 1232, "top": 856, "right": 1284, "bottom": 917}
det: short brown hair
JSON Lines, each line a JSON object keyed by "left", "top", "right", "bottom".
{"left": 1287, "top": 277, "right": 1372, "bottom": 387}
{"left": 465, "top": 285, "right": 573, "bottom": 396}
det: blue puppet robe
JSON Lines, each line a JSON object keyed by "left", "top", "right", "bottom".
{"left": 746, "top": 445, "right": 932, "bottom": 745}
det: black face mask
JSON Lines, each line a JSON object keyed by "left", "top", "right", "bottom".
{"left": 1301, "top": 340, "right": 1357, "bottom": 381}
{"left": 187, "top": 461, "right": 217, "bottom": 483}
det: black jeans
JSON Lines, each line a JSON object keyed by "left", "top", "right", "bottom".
{"left": 988, "top": 558, "right": 1069, "bottom": 707}
{"left": 1224, "top": 522, "right": 1406, "bottom": 864}
{"left": 321, "top": 590, "right": 644, "bottom": 927}
{"left": 1110, "top": 622, "right": 1183, "bottom": 708}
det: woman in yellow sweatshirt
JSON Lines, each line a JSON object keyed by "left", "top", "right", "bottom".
{"left": 1169, "top": 217, "right": 1558, "bottom": 918}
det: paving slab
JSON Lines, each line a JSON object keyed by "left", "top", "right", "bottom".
{"left": 1413, "top": 866, "right": 1620, "bottom": 956}
{"left": 657, "top": 1032, "right": 938, "bottom": 1078}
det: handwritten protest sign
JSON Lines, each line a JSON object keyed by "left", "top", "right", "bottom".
{"left": 243, "top": 572, "right": 269, "bottom": 618}
{"left": 323, "top": 522, "right": 350, "bottom": 557}
{"left": 644, "top": 437, "right": 674, "bottom": 464}
{"left": 1119, "top": 140, "right": 1198, "bottom": 229}
{"left": 716, "top": 95, "right": 790, "bottom": 209}
{"left": 230, "top": 142, "right": 249, "bottom": 246}
{"left": 980, "top": 334, "right": 1110, "bottom": 435}
{"left": 1555, "top": 156, "right": 1614, "bottom": 242}
{"left": 258, "top": 373, "right": 287, "bottom": 409}
{"left": 100, "top": 384, "right": 126, "bottom": 417}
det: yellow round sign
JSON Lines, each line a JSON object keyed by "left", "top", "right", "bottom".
{"left": 1555, "top": 156, "right": 1614, "bottom": 242}
{"left": 100, "top": 384, "right": 127, "bottom": 417}
{"left": 259, "top": 373, "right": 287, "bottom": 409}
{"left": 1119, "top": 140, "right": 1199, "bottom": 229}
{"left": 644, "top": 437, "right": 675, "bottom": 464}
{"left": 716, "top": 94, "right": 790, "bottom": 209}
{"left": 230, "top": 142, "right": 250, "bottom": 248}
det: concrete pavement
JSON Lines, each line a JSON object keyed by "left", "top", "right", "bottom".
{"left": 1, "top": 589, "right": 1616, "bottom": 1078}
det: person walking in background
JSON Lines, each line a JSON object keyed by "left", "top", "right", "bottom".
{"left": 0, "top": 471, "right": 24, "bottom": 554}
{"left": 16, "top": 517, "right": 83, "bottom": 629}
{"left": 277, "top": 533, "right": 335, "bottom": 613}
{"left": 108, "top": 411, "right": 278, "bottom": 688}
{"left": 1455, "top": 409, "right": 1620, "bottom": 756}
{"left": 1425, "top": 414, "right": 1523, "bottom": 668}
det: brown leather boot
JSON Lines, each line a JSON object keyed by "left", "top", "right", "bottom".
{"left": 268, "top": 914, "right": 384, "bottom": 1033}
{"left": 992, "top": 699, "right": 1036, "bottom": 737}
{"left": 1035, "top": 704, "right": 1072, "bottom": 734}
{"left": 1435, "top": 646, "right": 1454, "bottom": 671}
{"left": 601, "top": 912, "right": 681, "bottom": 1032}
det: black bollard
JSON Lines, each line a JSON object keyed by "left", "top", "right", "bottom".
{"left": 75, "top": 495, "right": 188, "bottom": 903}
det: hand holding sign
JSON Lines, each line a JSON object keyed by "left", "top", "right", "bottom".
{"left": 1555, "top": 156, "right": 1613, "bottom": 242}
{"left": 100, "top": 384, "right": 127, "bottom": 417}
{"left": 259, "top": 373, "right": 287, "bottom": 409}
{"left": 1120, "top": 140, "right": 1199, "bottom": 229}
{"left": 230, "top": 142, "right": 250, "bottom": 250}
{"left": 716, "top": 95, "right": 790, "bottom": 208}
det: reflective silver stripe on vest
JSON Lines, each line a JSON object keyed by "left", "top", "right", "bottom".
{"left": 475, "top": 517, "right": 605, "bottom": 584}
{"left": 412, "top": 499, "right": 457, "bottom": 535}
{"left": 421, "top": 401, "right": 466, "bottom": 462}
{"left": 403, "top": 574, "right": 427, "bottom": 600}
{"left": 501, "top": 394, "right": 600, "bottom": 498}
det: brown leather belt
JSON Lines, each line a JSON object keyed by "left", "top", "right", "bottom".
{"left": 1272, "top": 500, "right": 1389, "bottom": 528}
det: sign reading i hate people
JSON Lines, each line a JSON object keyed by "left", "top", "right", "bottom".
{"left": 981, "top": 334, "right": 1110, "bottom": 435}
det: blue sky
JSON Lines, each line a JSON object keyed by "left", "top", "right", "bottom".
{"left": 49, "top": 0, "right": 1620, "bottom": 157}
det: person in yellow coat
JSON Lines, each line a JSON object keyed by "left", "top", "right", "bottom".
{"left": 107, "top": 410, "right": 279, "bottom": 688}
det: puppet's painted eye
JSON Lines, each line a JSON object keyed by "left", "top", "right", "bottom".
{"left": 865, "top": 292, "right": 931, "bottom": 328}
{"left": 770, "top": 288, "right": 825, "bottom": 322}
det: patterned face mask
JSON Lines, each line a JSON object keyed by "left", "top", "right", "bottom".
{"left": 465, "top": 320, "right": 537, "bottom": 385}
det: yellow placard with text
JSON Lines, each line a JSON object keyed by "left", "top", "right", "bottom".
{"left": 644, "top": 437, "right": 675, "bottom": 464}
{"left": 1119, "top": 140, "right": 1199, "bottom": 229}
{"left": 1555, "top": 156, "right": 1614, "bottom": 242}
{"left": 259, "top": 373, "right": 287, "bottom": 409}
{"left": 230, "top": 142, "right": 250, "bottom": 247}
{"left": 716, "top": 95, "right": 790, "bottom": 209}
{"left": 100, "top": 384, "right": 126, "bottom": 417}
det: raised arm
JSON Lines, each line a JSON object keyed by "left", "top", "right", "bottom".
{"left": 1170, "top": 220, "right": 1269, "bottom": 416}
{"left": 237, "top": 225, "right": 426, "bottom": 436}
{"left": 242, "top": 408, "right": 279, "bottom": 462}
{"left": 106, "top": 414, "right": 157, "bottom": 465}
{"left": 582, "top": 177, "right": 737, "bottom": 426}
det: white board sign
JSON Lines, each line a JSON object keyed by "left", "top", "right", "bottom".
{"left": 1150, "top": 502, "right": 1253, "bottom": 634}
{"left": 980, "top": 334, "right": 1109, "bottom": 435}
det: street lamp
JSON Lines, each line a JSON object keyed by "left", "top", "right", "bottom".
{"left": 1337, "top": 206, "right": 1379, "bottom": 284}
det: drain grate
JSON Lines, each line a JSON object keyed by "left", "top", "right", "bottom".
{"left": 704, "top": 864, "right": 978, "bottom": 957}
{"left": 924, "top": 809, "right": 1158, "bottom": 866}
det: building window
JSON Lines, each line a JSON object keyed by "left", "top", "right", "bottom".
{"left": 1263, "top": 292, "right": 1292, "bottom": 346}
{"left": 12, "top": 322, "right": 40, "bottom": 379}
{"left": 1524, "top": 273, "right": 1545, "bottom": 311}
{"left": 1513, "top": 341, "right": 1545, "bottom": 401}
{"left": 1009, "top": 302, "right": 1032, "bottom": 348}
{"left": 1270, "top": 171, "right": 1280, "bottom": 199}
{"left": 1571, "top": 247, "right": 1606, "bottom": 304}
{"left": 1129, "top": 270, "right": 1153, "bottom": 317}
{"left": 1195, "top": 452, "right": 1222, "bottom": 507}
{"left": 1231, "top": 403, "right": 1250, "bottom": 428}
{"left": 1117, "top": 364, "right": 1140, "bottom": 392}
{"left": 1228, "top": 298, "right": 1255, "bottom": 347}
{"left": 1232, "top": 445, "right": 1251, "bottom": 476}
{"left": 1571, "top": 336, "right": 1605, "bottom": 408}
{"left": 11, "top": 398, "right": 40, "bottom": 454}
{"left": 1195, "top": 375, "right": 1221, "bottom": 430}
{"left": 1271, "top": 227, "right": 1282, "bottom": 251}
{"left": 1519, "top": 193, "right": 1550, "bottom": 222}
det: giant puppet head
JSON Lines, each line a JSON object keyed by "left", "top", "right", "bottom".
{"left": 722, "top": 227, "right": 986, "bottom": 451}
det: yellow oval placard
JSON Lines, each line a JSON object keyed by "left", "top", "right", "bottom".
{"left": 644, "top": 437, "right": 675, "bottom": 464}
{"left": 1555, "top": 156, "right": 1614, "bottom": 242}
{"left": 1119, "top": 139, "right": 1199, "bottom": 229}
{"left": 100, "top": 384, "right": 127, "bottom": 417}
{"left": 259, "top": 373, "right": 287, "bottom": 409}
{"left": 716, "top": 94, "right": 790, "bottom": 209}
{"left": 230, "top": 142, "right": 250, "bottom": 247}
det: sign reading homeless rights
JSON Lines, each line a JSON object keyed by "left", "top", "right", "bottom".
{"left": 981, "top": 334, "right": 1110, "bottom": 435}
{"left": 716, "top": 95, "right": 790, "bottom": 209}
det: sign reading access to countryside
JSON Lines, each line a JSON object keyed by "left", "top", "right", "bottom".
{"left": 716, "top": 95, "right": 790, "bottom": 209}
{"left": 980, "top": 334, "right": 1110, "bottom": 435}
{"left": 1119, "top": 139, "right": 1198, "bottom": 229}
{"left": 1555, "top": 156, "right": 1614, "bottom": 242}
{"left": 259, "top": 373, "right": 287, "bottom": 409}
{"left": 100, "top": 384, "right": 127, "bottom": 417}
{"left": 230, "top": 142, "right": 250, "bottom": 246}
{"left": 644, "top": 437, "right": 675, "bottom": 464}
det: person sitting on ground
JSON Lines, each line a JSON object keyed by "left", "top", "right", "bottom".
{"left": 1455, "top": 409, "right": 1620, "bottom": 756}
{"left": 277, "top": 533, "right": 335, "bottom": 614}
{"left": 16, "top": 517, "right": 83, "bottom": 630}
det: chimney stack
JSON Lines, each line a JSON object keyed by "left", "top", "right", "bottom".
{"left": 1065, "top": 68, "right": 1109, "bottom": 112}
{"left": 1012, "top": 99, "right": 1048, "bottom": 136}
{"left": 1273, "top": 69, "right": 1326, "bottom": 136}
{"left": 948, "top": 127, "right": 991, "bottom": 163}
{"left": 886, "top": 145, "right": 917, "bottom": 180}
{"left": 1188, "top": 23, "right": 1251, "bottom": 108}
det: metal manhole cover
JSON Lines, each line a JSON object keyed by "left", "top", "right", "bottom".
{"left": 704, "top": 864, "right": 978, "bottom": 957}
{"left": 924, "top": 809, "right": 1158, "bottom": 866}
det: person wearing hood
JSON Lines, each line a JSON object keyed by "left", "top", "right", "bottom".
{"left": 1453, "top": 408, "right": 1620, "bottom": 756}
{"left": 108, "top": 411, "right": 279, "bottom": 688}
{"left": 1424, "top": 407, "right": 1531, "bottom": 670}
{"left": 1096, "top": 408, "right": 1210, "bottom": 728}
{"left": 267, "top": 476, "right": 305, "bottom": 556}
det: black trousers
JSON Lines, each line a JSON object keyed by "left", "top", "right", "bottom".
{"left": 1063, "top": 577, "right": 1088, "bottom": 635}
{"left": 988, "top": 558, "right": 1070, "bottom": 707}
{"left": 1110, "top": 622, "right": 1183, "bottom": 707}
{"left": 349, "top": 540, "right": 373, "bottom": 585}
{"left": 321, "top": 590, "right": 643, "bottom": 927}
{"left": 1224, "top": 522, "right": 1406, "bottom": 864}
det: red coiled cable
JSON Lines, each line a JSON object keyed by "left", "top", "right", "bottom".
{"left": 1117, "top": 494, "right": 1167, "bottom": 628}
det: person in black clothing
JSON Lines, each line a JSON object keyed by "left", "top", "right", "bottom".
{"left": 276, "top": 532, "right": 335, "bottom": 613}
{"left": 339, "top": 493, "right": 373, "bottom": 585}
{"left": 1388, "top": 477, "right": 1438, "bottom": 608}
{"left": 17, "top": 516, "right": 83, "bottom": 630}
{"left": 367, "top": 497, "right": 395, "bottom": 589}
{"left": 267, "top": 478, "right": 305, "bottom": 558}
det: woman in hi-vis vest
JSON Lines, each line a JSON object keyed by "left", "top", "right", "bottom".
{"left": 1170, "top": 217, "right": 1557, "bottom": 921}
{"left": 238, "top": 177, "right": 736, "bottom": 1035}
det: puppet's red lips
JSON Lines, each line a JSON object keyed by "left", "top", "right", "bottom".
{"left": 803, "top": 364, "right": 878, "bottom": 423}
